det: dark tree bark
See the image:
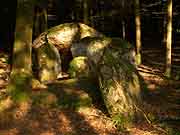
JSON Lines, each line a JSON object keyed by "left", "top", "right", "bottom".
{"left": 8, "top": 0, "right": 34, "bottom": 102}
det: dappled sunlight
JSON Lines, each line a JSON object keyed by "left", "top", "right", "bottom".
{"left": 49, "top": 24, "right": 79, "bottom": 45}
{"left": 0, "top": 97, "right": 13, "bottom": 112}
{"left": 0, "top": 0, "right": 179, "bottom": 133}
{"left": 79, "top": 23, "right": 104, "bottom": 38}
{"left": 40, "top": 131, "right": 55, "bottom": 135}
{"left": 57, "top": 111, "right": 74, "bottom": 133}
{"left": 0, "top": 105, "right": 120, "bottom": 135}
{"left": 13, "top": 101, "right": 31, "bottom": 120}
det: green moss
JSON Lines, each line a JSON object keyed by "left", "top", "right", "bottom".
{"left": 38, "top": 43, "right": 58, "bottom": 60}
{"left": 68, "top": 56, "right": 90, "bottom": 78}
{"left": 112, "top": 113, "right": 133, "bottom": 131}
{"left": 7, "top": 72, "right": 32, "bottom": 103}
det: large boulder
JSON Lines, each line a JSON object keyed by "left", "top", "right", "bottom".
{"left": 36, "top": 43, "right": 62, "bottom": 83}
{"left": 71, "top": 36, "right": 141, "bottom": 119}
{"left": 68, "top": 56, "right": 93, "bottom": 78}
{"left": 32, "top": 23, "right": 104, "bottom": 50}
{"left": 32, "top": 23, "right": 105, "bottom": 81}
{"left": 71, "top": 37, "right": 136, "bottom": 65}
{"left": 96, "top": 47, "right": 142, "bottom": 118}
{"left": 71, "top": 37, "right": 111, "bottom": 62}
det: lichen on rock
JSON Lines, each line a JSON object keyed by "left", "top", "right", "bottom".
{"left": 68, "top": 56, "right": 92, "bottom": 78}
{"left": 36, "top": 43, "right": 62, "bottom": 83}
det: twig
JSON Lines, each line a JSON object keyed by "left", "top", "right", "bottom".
{"left": 134, "top": 104, "right": 168, "bottom": 134}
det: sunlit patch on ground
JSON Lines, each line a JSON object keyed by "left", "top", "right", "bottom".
{"left": 0, "top": 49, "right": 180, "bottom": 135}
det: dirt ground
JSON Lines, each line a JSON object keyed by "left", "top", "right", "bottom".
{"left": 0, "top": 48, "right": 180, "bottom": 135}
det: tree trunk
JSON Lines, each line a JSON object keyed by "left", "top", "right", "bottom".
{"left": 122, "top": 20, "right": 126, "bottom": 39}
{"left": 83, "top": 0, "right": 89, "bottom": 24}
{"left": 165, "top": 0, "right": 172, "bottom": 77}
{"left": 135, "top": 0, "right": 142, "bottom": 65}
{"left": 8, "top": 0, "right": 34, "bottom": 102}
{"left": 33, "top": 6, "right": 48, "bottom": 39}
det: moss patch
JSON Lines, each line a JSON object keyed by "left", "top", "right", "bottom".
{"left": 68, "top": 56, "right": 90, "bottom": 78}
{"left": 7, "top": 72, "right": 32, "bottom": 103}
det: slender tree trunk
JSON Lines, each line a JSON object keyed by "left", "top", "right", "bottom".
{"left": 122, "top": 20, "right": 126, "bottom": 39}
{"left": 33, "top": 5, "right": 48, "bottom": 39}
{"left": 90, "top": 9, "right": 94, "bottom": 27}
{"left": 135, "top": 0, "right": 142, "bottom": 65}
{"left": 83, "top": 0, "right": 89, "bottom": 24}
{"left": 121, "top": 0, "right": 126, "bottom": 40}
{"left": 163, "top": 15, "right": 167, "bottom": 44}
{"left": 165, "top": 0, "right": 172, "bottom": 77}
{"left": 8, "top": 0, "right": 34, "bottom": 101}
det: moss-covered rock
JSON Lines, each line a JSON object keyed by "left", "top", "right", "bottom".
{"left": 71, "top": 37, "right": 136, "bottom": 65}
{"left": 96, "top": 46, "right": 142, "bottom": 120}
{"left": 71, "top": 37, "right": 111, "bottom": 63}
{"left": 68, "top": 56, "right": 91, "bottom": 78}
{"left": 32, "top": 22, "right": 104, "bottom": 50}
{"left": 32, "top": 23, "right": 105, "bottom": 82}
{"left": 71, "top": 36, "right": 142, "bottom": 120}
{"left": 36, "top": 42, "right": 61, "bottom": 83}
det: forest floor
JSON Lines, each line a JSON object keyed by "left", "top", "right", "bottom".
{"left": 0, "top": 47, "right": 180, "bottom": 135}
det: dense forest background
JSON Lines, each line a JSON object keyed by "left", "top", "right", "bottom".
{"left": 0, "top": 0, "right": 180, "bottom": 50}
{"left": 0, "top": 0, "right": 180, "bottom": 135}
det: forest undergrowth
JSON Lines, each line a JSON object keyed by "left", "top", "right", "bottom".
{"left": 0, "top": 48, "right": 180, "bottom": 135}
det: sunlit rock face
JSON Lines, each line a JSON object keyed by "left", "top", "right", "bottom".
{"left": 71, "top": 37, "right": 136, "bottom": 65}
{"left": 71, "top": 37, "right": 111, "bottom": 64}
{"left": 32, "top": 23, "right": 104, "bottom": 82}
{"left": 36, "top": 43, "right": 61, "bottom": 83}
{"left": 32, "top": 23, "right": 104, "bottom": 50}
